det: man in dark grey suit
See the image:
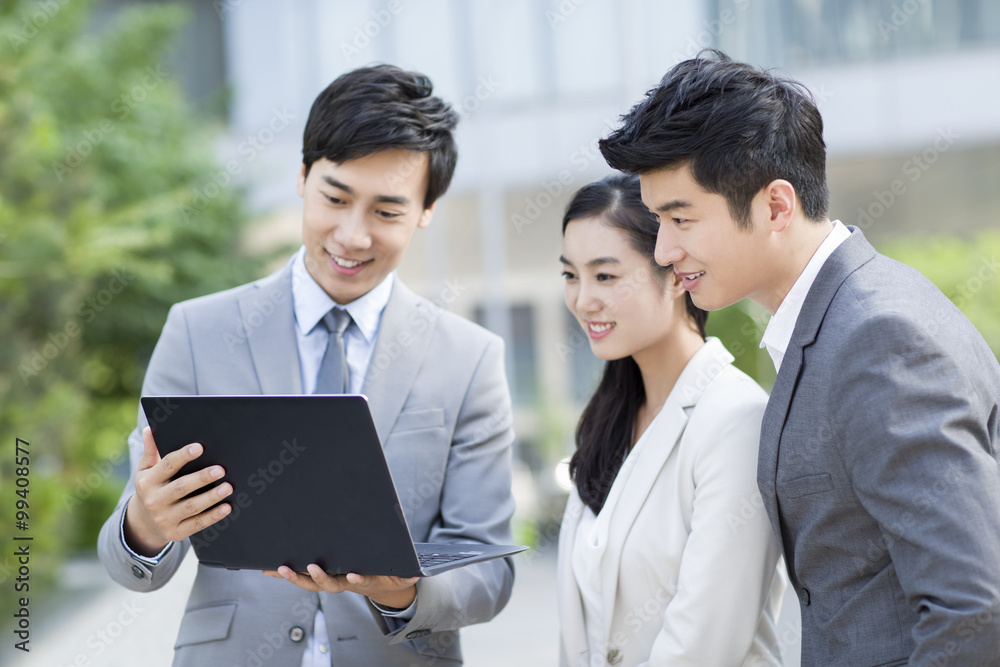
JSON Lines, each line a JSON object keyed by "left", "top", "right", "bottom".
{"left": 599, "top": 50, "right": 1000, "bottom": 666}
{"left": 98, "top": 65, "right": 516, "bottom": 665}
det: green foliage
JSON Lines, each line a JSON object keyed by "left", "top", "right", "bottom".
{"left": 879, "top": 231, "right": 1000, "bottom": 355}
{"left": 705, "top": 299, "right": 777, "bottom": 390}
{"left": 0, "top": 0, "right": 265, "bottom": 621}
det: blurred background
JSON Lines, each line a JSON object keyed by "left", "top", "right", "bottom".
{"left": 2, "top": 0, "right": 999, "bottom": 665}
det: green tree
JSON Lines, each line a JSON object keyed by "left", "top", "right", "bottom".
{"left": 880, "top": 232, "right": 1000, "bottom": 356}
{"left": 0, "top": 0, "right": 265, "bottom": 622}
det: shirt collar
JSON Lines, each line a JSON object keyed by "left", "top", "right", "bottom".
{"left": 760, "top": 220, "right": 851, "bottom": 372}
{"left": 291, "top": 247, "right": 394, "bottom": 344}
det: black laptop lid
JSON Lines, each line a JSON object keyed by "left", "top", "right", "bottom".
{"left": 140, "top": 395, "right": 423, "bottom": 576}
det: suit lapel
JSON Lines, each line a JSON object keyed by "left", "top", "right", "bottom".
{"left": 361, "top": 280, "right": 439, "bottom": 444}
{"left": 758, "top": 227, "right": 878, "bottom": 555}
{"left": 597, "top": 338, "right": 731, "bottom": 642}
{"left": 758, "top": 347, "right": 801, "bottom": 557}
{"left": 598, "top": 401, "right": 687, "bottom": 641}
{"left": 557, "top": 491, "right": 589, "bottom": 662}
{"left": 238, "top": 260, "right": 302, "bottom": 395}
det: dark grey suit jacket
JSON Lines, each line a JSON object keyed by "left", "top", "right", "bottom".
{"left": 758, "top": 228, "right": 1000, "bottom": 667}
{"left": 97, "top": 260, "right": 516, "bottom": 665}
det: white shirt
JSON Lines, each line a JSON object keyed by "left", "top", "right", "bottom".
{"left": 572, "top": 506, "right": 604, "bottom": 664}
{"left": 760, "top": 220, "right": 851, "bottom": 374}
{"left": 571, "top": 409, "right": 665, "bottom": 666}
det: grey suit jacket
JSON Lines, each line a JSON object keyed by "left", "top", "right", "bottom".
{"left": 97, "top": 260, "right": 517, "bottom": 666}
{"left": 758, "top": 228, "right": 1000, "bottom": 666}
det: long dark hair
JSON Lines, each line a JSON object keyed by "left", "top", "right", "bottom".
{"left": 563, "top": 173, "right": 707, "bottom": 514}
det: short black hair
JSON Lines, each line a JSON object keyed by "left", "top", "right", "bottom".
{"left": 302, "top": 64, "right": 459, "bottom": 209}
{"left": 599, "top": 49, "right": 829, "bottom": 228}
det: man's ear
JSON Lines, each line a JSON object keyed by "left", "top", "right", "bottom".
{"left": 296, "top": 163, "right": 307, "bottom": 197}
{"left": 764, "top": 179, "right": 797, "bottom": 232}
{"left": 417, "top": 201, "right": 437, "bottom": 229}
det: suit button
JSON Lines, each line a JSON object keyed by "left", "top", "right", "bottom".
{"left": 406, "top": 629, "right": 432, "bottom": 639}
{"left": 289, "top": 626, "right": 305, "bottom": 642}
{"left": 607, "top": 648, "right": 622, "bottom": 665}
{"left": 799, "top": 588, "right": 811, "bottom": 606}
{"left": 131, "top": 565, "right": 146, "bottom": 579}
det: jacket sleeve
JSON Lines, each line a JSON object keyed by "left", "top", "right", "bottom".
{"left": 97, "top": 304, "right": 195, "bottom": 591}
{"left": 645, "top": 391, "right": 784, "bottom": 666}
{"left": 374, "top": 335, "right": 517, "bottom": 644}
{"left": 830, "top": 313, "right": 1000, "bottom": 666}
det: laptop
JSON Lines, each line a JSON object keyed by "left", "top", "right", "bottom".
{"left": 140, "top": 395, "right": 527, "bottom": 577}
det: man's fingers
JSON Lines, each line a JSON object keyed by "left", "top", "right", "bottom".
{"left": 268, "top": 566, "right": 417, "bottom": 600}
{"left": 344, "top": 573, "right": 417, "bottom": 588}
{"left": 171, "top": 501, "right": 232, "bottom": 541}
{"left": 137, "top": 427, "right": 161, "bottom": 471}
{"left": 276, "top": 565, "right": 324, "bottom": 592}
{"left": 172, "top": 482, "right": 232, "bottom": 525}
{"left": 146, "top": 441, "right": 204, "bottom": 486}
{"left": 168, "top": 464, "right": 226, "bottom": 501}
{"left": 345, "top": 572, "right": 366, "bottom": 586}
{"left": 160, "top": 442, "right": 203, "bottom": 478}
{"left": 307, "top": 564, "right": 333, "bottom": 584}
{"left": 306, "top": 564, "right": 345, "bottom": 590}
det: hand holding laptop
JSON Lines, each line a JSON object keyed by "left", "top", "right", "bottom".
{"left": 130, "top": 413, "right": 424, "bottom": 607}
{"left": 123, "top": 426, "right": 235, "bottom": 557}
{"left": 139, "top": 395, "right": 527, "bottom": 578}
{"left": 264, "top": 564, "right": 419, "bottom": 609}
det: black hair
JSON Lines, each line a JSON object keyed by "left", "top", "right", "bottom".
{"left": 599, "top": 49, "right": 829, "bottom": 229}
{"left": 302, "top": 64, "right": 459, "bottom": 209}
{"left": 562, "top": 173, "right": 707, "bottom": 515}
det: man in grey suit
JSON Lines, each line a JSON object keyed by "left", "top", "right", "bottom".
{"left": 98, "top": 64, "right": 517, "bottom": 665}
{"left": 598, "top": 50, "right": 1000, "bottom": 666}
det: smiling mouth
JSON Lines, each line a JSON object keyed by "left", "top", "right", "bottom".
{"left": 679, "top": 270, "right": 705, "bottom": 287}
{"left": 330, "top": 253, "right": 371, "bottom": 269}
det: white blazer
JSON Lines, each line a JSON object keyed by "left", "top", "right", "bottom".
{"left": 558, "top": 338, "right": 786, "bottom": 667}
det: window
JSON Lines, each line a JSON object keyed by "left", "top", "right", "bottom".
{"left": 474, "top": 303, "right": 539, "bottom": 405}
{"left": 713, "top": 0, "right": 1000, "bottom": 68}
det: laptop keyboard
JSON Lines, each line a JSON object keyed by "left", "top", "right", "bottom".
{"left": 417, "top": 550, "right": 484, "bottom": 567}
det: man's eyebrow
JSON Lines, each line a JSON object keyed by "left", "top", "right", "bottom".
{"left": 322, "top": 175, "right": 353, "bottom": 195}
{"left": 321, "top": 176, "right": 409, "bottom": 205}
{"left": 653, "top": 199, "right": 691, "bottom": 214}
{"left": 374, "top": 194, "right": 409, "bottom": 205}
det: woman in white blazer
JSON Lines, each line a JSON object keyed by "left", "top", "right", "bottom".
{"left": 557, "top": 174, "right": 786, "bottom": 667}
